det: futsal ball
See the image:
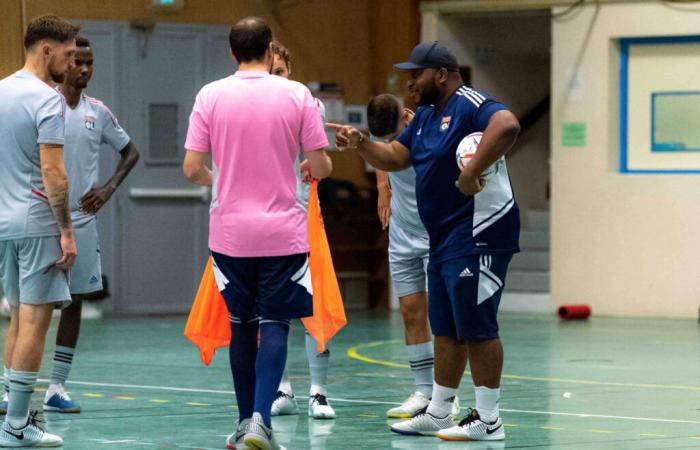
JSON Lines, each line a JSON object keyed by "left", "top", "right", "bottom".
{"left": 456, "top": 132, "right": 497, "bottom": 176}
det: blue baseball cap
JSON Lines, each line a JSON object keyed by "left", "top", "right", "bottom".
{"left": 394, "top": 41, "right": 459, "bottom": 72}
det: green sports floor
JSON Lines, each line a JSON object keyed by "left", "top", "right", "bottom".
{"left": 2, "top": 310, "right": 699, "bottom": 449}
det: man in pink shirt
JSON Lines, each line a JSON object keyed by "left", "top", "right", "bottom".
{"left": 183, "top": 17, "right": 331, "bottom": 450}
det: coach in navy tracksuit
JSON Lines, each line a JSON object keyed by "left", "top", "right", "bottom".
{"left": 328, "top": 42, "right": 520, "bottom": 442}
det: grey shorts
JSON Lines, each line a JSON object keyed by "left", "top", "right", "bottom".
{"left": 388, "top": 217, "right": 430, "bottom": 298}
{"left": 70, "top": 220, "right": 103, "bottom": 295}
{"left": 0, "top": 236, "right": 71, "bottom": 308}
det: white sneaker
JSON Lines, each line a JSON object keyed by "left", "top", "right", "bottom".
{"left": 386, "top": 392, "right": 430, "bottom": 418}
{"left": 0, "top": 410, "right": 63, "bottom": 447}
{"left": 390, "top": 409, "right": 454, "bottom": 436}
{"left": 243, "top": 412, "right": 286, "bottom": 450}
{"left": 308, "top": 393, "right": 335, "bottom": 419}
{"left": 437, "top": 408, "right": 505, "bottom": 441}
{"left": 271, "top": 391, "right": 298, "bottom": 416}
{"left": 226, "top": 418, "right": 250, "bottom": 450}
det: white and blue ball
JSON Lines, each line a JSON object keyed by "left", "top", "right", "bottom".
{"left": 455, "top": 132, "right": 497, "bottom": 176}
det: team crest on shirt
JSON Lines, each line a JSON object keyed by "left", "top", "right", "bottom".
{"left": 84, "top": 115, "right": 96, "bottom": 131}
{"left": 440, "top": 116, "right": 452, "bottom": 132}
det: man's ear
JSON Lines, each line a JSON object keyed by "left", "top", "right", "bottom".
{"left": 229, "top": 49, "right": 239, "bottom": 64}
{"left": 401, "top": 107, "right": 414, "bottom": 123}
{"left": 437, "top": 67, "right": 449, "bottom": 84}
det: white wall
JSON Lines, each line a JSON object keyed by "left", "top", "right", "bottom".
{"left": 427, "top": 12, "right": 552, "bottom": 222}
{"left": 551, "top": 1, "right": 700, "bottom": 318}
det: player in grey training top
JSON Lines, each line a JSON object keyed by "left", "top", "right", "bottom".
{"left": 369, "top": 94, "right": 459, "bottom": 419}
{"left": 0, "top": 15, "right": 79, "bottom": 448}
{"left": 42, "top": 36, "right": 140, "bottom": 414}
{"left": 268, "top": 40, "right": 338, "bottom": 423}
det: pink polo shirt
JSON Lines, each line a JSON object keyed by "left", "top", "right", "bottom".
{"left": 185, "top": 70, "right": 328, "bottom": 257}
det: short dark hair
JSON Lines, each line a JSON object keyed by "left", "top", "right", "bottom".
{"left": 76, "top": 36, "right": 91, "bottom": 48}
{"left": 24, "top": 15, "right": 80, "bottom": 50}
{"left": 271, "top": 40, "right": 291, "bottom": 68}
{"left": 367, "top": 94, "right": 402, "bottom": 137}
{"left": 229, "top": 17, "right": 272, "bottom": 63}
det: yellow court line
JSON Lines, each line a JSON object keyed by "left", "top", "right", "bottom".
{"left": 149, "top": 399, "right": 169, "bottom": 404}
{"left": 347, "top": 340, "right": 700, "bottom": 392}
{"left": 587, "top": 429, "right": 615, "bottom": 434}
{"left": 358, "top": 414, "right": 379, "bottom": 418}
{"left": 542, "top": 426, "right": 566, "bottom": 430}
{"left": 186, "top": 402, "right": 211, "bottom": 407}
{"left": 503, "top": 424, "right": 519, "bottom": 428}
{"left": 640, "top": 433, "right": 666, "bottom": 437}
{"left": 114, "top": 396, "right": 135, "bottom": 400}
{"left": 83, "top": 393, "right": 104, "bottom": 398}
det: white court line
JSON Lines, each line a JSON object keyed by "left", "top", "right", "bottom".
{"left": 500, "top": 409, "right": 700, "bottom": 425}
{"left": 36, "top": 378, "right": 700, "bottom": 426}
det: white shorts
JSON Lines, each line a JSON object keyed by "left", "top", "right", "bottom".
{"left": 69, "top": 220, "right": 103, "bottom": 295}
{"left": 388, "top": 217, "right": 430, "bottom": 298}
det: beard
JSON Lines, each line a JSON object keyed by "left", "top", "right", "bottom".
{"left": 48, "top": 59, "right": 66, "bottom": 84}
{"left": 416, "top": 81, "right": 440, "bottom": 107}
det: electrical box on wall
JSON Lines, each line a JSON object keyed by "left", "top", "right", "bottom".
{"left": 150, "top": 0, "right": 185, "bottom": 11}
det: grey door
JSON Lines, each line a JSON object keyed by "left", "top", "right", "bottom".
{"left": 78, "top": 21, "right": 234, "bottom": 314}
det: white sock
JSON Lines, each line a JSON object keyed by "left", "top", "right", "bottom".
{"left": 475, "top": 386, "right": 500, "bottom": 422}
{"left": 278, "top": 370, "right": 293, "bottom": 396}
{"left": 406, "top": 342, "right": 433, "bottom": 397}
{"left": 309, "top": 384, "right": 327, "bottom": 397}
{"left": 426, "top": 382, "right": 456, "bottom": 418}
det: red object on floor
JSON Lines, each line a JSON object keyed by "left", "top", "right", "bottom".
{"left": 558, "top": 304, "right": 591, "bottom": 320}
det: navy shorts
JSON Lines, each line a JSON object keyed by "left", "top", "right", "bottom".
{"left": 428, "top": 253, "right": 513, "bottom": 341}
{"left": 210, "top": 252, "right": 313, "bottom": 322}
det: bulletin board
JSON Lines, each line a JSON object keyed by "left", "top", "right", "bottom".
{"left": 620, "top": 36, "right": 700, "bottom": 173}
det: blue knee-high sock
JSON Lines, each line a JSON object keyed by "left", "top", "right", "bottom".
{"left": 228, "top": 318, "right": 259, "bottom": 423}
{"left": 254, "top": 320, "right": 290, "bottom": 427}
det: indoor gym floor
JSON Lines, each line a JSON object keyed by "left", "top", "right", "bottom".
{"left": 2, "top": 310, "right": 698, "bottom": 450}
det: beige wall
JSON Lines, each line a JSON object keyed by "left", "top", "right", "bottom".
{"left": 552, "top": 1, "right": 700, "bottom": 318}
{"left": 423, "top": 11, "right": 551, "bottom": 222}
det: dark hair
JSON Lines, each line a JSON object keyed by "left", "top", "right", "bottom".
{"left": 24, "top": 15, "right": 80, "bottom": 50}
{"left": 76, "top": 36, "right": 91, "bottom": 48}
{"left": 367, "top": 94, "right": 402, "bottom": 137}
{"left": 229, "top": 17, "right": 272, "bottom": 63}
{"left": 271, "top": 40, "right": 291, "bottom": 68}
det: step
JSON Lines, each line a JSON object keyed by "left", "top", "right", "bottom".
{"left": 505, "top": 270, "right": 549, "bottom": 293}
{"left": 527, "top": 209, "right": 550, "bottom": 230}
{"left": 519, "top": 229, "right": 549, "bottom": 250}
{"left": 510, "top": 251, "right": 549, "bottom": 271}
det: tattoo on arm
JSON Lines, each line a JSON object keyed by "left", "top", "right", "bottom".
{"left": 40, "top": 144, "right": 73, "bottom": 231}
{"left": 48, "top": 177, "right": 72, "bottom": 230}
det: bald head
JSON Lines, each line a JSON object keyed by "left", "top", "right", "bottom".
{"left": 229, "top": 16, "right": 272, "bottom": 63}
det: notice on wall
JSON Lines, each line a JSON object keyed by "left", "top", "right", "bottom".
{"left": 562, "top": 122, "right": 587, "bottom": 147}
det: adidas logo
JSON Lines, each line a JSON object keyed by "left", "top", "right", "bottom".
{"left": 89, "top": 275, "right": 99, "bottom": 284}
{"left": 459, "top": 267, "right": 473, "bottom": 278}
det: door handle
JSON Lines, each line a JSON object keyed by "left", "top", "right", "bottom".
{"left": 129, "top": 186, "right": 210, "bottom": 203}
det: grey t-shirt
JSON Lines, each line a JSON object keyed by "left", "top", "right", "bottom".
{"left": 295, "top": 98, "right": 326, "bottom": 213}
{"left": 64, "top": 93, "right": 130, "bottom": 227}
{"left": 388, "top": 167, "right": 428, "bottom": 237}
{"left": 0, "top": 70, "right": 66, "bottom": 240}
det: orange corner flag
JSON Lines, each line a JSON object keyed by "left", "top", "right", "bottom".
{"left": 302, "top": 181, "right": 347, "bottom": 352}
{"left": 183, "top": 258, "right": 230, "bottom": 366}
{"left": 184, "top": 180, "right": 346, "bottom": 363}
